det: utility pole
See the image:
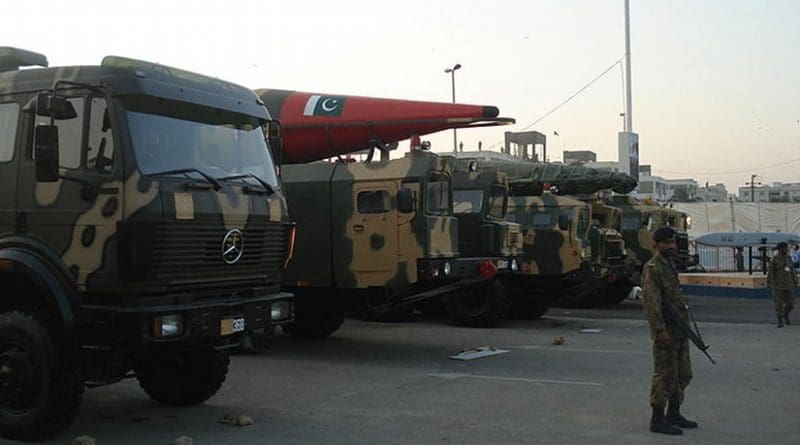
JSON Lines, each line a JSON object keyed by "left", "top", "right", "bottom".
{"left": 444, "top": 63, "right": 462, "bottom": 153}
{"left": 746, "top": 174, "right": 761, "bottom": 202}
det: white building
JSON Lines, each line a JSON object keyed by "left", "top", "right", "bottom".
{"left": 739, "top": 182, "right": 800, "bottom": 202}
{"left": 696, "top": 183, "right": 729, "bottom": 202}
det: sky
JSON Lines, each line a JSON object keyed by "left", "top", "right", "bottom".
{"left": 5, "top": 0, "right": 799, "bottom": 193}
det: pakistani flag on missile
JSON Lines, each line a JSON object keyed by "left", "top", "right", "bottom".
{"left": 303, "top": 95, "right": 347, "bottom": 117}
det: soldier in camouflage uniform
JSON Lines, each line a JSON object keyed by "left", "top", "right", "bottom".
{"left": 767, "top": 242, "right": 797, "bottom": 327}
{"left": 641, "top": 227, "right": 698, "bottom": 435}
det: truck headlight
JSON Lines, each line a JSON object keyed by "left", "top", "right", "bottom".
{"left": 271, "top": 301, "right": 293, "bottom": 321}
{"left": 511, "top": 259, "right": 519, "bottom": 271}
{"left": 152, "top": 314, "right": 184, "bottom": 338}
{"left": 443, "top": 262, "right": 451, "bottom": 276}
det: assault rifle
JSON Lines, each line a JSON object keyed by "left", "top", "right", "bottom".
{"left": 662, "top": 298, "right": 716, "bottom": 364}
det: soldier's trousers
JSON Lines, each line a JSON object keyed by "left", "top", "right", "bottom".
{"left": 650, "top": 337, "right": 692, "bottom": 408}
{"left": 773, "top": 289, "right": 795, "bottom": 320}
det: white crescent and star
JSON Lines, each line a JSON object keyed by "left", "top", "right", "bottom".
{"left": 321, "top": 98, "right": 339, "bottom": 112}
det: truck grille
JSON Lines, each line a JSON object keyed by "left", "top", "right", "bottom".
{"left": 127, "top": 221, "right": 287, "bottom": 285}
{"left": 605, "top": 239, "right": 625, "bottom": 259}
{"left": 676, "top": 233, "right": 689, "bottom": 254}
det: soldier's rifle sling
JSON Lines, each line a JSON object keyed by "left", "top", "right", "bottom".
{"left": 662, "top": 298, "right": 716, "bottom": 365}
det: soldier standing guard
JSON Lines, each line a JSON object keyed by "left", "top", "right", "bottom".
{"left": 767, "top": 242, "right": 797, "bottom": 328}
{"left": 641, "top": 227, "right": 698, "bottom": 435}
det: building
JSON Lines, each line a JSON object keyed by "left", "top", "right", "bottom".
{"left": 633, "top": 170, "right": 699, "bottom": 203}
{"left": 696, "top": 183, "right": 728, "bottom": 202}
{"left": 563, "top": 150, "right": 597, "bottom": 164}
{"left": 738, "top": 182, "right": 800, "bottom": 202}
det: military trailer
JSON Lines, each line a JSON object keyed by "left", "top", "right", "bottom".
{"left": 605, "top": 195, "right": 694, "bottom": 277}
{"left": 281, "top": 150, "right": 521, "bottom": 336}
{"left": 0, "top": 48, "right": 295, "bottom": 441}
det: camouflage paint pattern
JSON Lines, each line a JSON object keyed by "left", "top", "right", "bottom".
{"left": 0, "top": 56, "right": 291, "bottom": 296}
{"left": 282, "top": 150, "right": 460, "bottom": 291}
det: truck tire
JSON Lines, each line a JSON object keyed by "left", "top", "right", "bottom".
{"left": 282, "top": 309, "right": 347, "bottom": 338}
{"left": 556, "top": 283, "right": 605, "bottom": 309}
{"left": 448, "top": 280, "right": 509, "bottom": 328}
{"left": 0, "top": 311, "right": 83, "bottom": 442}
{"left": 136, "top": 348, "right": 229, "bottom": 406}
{"left": 416, "top": 296, "right": 447, "bottom": 316}
{"left": 510, "top": 295, "right": 550, "bottom": 320}
{"left": 602, "top": 281, "right": 634, "bottom": 305}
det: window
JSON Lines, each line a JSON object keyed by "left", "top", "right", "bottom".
{"left": 486, "top": 184, "right": 507, "bottom": 219}
{"left": 639, "top": 181, "right": 654, "bottom": 193}
{"left": 34, "top": 97, "right": 84, "bottom": 169}
{"left": 622, "top": 215, "right": 642, "bottom": 230}
{"left": 86, "top": 97, "right": 114, "bottom": 173}
{"left": 425, "top": 173, "right": 451, "bottom": 215}
{"left": 453, "top": 189, "right": 484, "bottom": 214}
{"left": 0, "top": 102, "right": 19, "bottom": 162}
{"left": 527, "top": 211, "right": 553, "bottom": 228}
{"left": 357, "top": 190, "right": 390, "bottom": 214}
{"left": 576, "top": 209, "right": 590, "bottom": 236}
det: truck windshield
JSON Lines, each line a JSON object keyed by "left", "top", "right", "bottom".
{"left": 125, "top": 97, "right": 279, "bottom": 187}
{"left": 426, "top": 172, "right": 452, "bottom": 215}
{"left": 622, "top": 215, "right": 642, "bottom": 231}
{"left": 453, "top": 190, "right": 483, "bottom": 214}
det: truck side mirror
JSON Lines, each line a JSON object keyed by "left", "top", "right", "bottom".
{"left": 35, "top": 92, "right": 77, "bottom": 120}
{"left": 35, "top": 125, "right": 60, "bottom": 182}
{"left": 266, "top": 121, "right": 283, "bottom": 164}
{"left": 397, "top": 188, "right": 415, "bottom": 213}
{"left": 558, "top": 213, "right": 571, "bottom": 231}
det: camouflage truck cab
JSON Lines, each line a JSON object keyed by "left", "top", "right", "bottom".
{"left": 584, "top": 200, "right": 635, "bottom": 304}
{"left": 0, "top": 48, "right": 294, "bottom": 441}
{"left": 282, "top": 150, "right": 519, "bottom": 335}
{"left": 605, "top": 195, "right": 694, "bottom": 277}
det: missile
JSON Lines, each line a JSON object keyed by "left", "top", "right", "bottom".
{"left": 255, "top": 89, "right": 514, "bottom": 164}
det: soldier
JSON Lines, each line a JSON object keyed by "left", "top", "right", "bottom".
{"left": 641, "top": 227, "right": 698, "bottom": 435}
{"left": 767, "top": 242, "right": 797, "bottom": 328}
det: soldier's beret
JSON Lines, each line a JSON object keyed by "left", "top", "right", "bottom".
{"left": 775, "top": 241, "right": 788, "bottom": 250}
{"left": 653, "top": 227, "right": 676, "bottom": 242}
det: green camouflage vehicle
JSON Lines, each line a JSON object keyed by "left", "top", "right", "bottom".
{"left": 0, "top": 48, "right": 294, "bottom": 441}
{"left": 281, "top": 149, "right": 522, "bottom": 335}
{"left": 584, "top": 199, "right": 635, "bottom": 304}
{"left": 605, "top": 195, "right": 694, "bottom": 278}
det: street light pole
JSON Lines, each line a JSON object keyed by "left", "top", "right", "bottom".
{"left": 444, "top": 63, "right": 462, "bottom": 153}
{"left": 746, "top": 174, "right": 761, "bottom": 202}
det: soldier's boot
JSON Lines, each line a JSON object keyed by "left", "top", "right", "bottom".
{"left": 777, "top": 316, "right": 784, "bottom": 328}
{"left": 650, "top": 407, "right": 683, "bottom": 435}
{"left": 667, "top": 403, "right": 698, "bottom": 429}
{"left": 784, "top": 313, "right": 791, "bottom": 325}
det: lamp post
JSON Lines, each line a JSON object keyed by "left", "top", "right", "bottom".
{"left": 444, "top": 63, "right": 462, "bottom": 153}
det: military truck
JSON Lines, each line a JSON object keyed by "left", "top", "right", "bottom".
{"left": 0, "top": 48, "right": 295, "bottom": 441}
{"left": 281, "top": 149, "right": 521, "bottom": 336}
{"left": 583, "top": 199, "right": 634, "bottom": 304}
{"left": 605, "top": 195, "right": 694, "bottom": 279}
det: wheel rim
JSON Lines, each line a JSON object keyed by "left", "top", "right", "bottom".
{"left": 0, "top": 342, "right": 42, "bottom": 414}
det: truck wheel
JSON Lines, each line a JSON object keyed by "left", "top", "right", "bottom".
{"left": 282, "top": 309, "right": 347, "bottom": 338}
{"left": 449, "top": 280, "right": 509, "bottom": 328}
{"left": 416, "top": 297, "right": 447, "bottom": 316}
{"left": 602, "top": 281, "right": 634, "bottom": 305}
{"left": 556, "top": 283, "right": 605, "bottom": 309}
{"left": 0, "top": 311, "right": 83, "bottom": 442}
{"left": 510, "top": 296, "right": 550, "bottom": 320}
{"left": 364, "top": 305, "right": 415, "bottom": 323}
{"left": 136, "top": 348, "right": 229, "bottom": 406}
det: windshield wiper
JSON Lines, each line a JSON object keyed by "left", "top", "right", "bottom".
{"left": 216, "top": 173, "right": 275, "bottom": 195}
{"left": 146, "top": 168, "right": 222, "bottom": 191}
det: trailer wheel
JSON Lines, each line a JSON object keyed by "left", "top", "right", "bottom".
{"left": 0, "top": 311, "right": 83, "bottom": 442}
{"left": 449, "top": 280, "right": 509, "bottom": 328}
{"left": 282, "top": 309, "right": 347, "bottom": 338}
{"left": 602, "top": 281, "right": 634, "bottom": 305}
{"left": 510, "top": 295, "right": 550, "bottom": 320}
{"left": 136, "top": 348, "right": 229, "bottom": 406}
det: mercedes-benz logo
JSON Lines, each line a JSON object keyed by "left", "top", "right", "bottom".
{"left": 222, "top": 229, "right": 244, "bottom": 264}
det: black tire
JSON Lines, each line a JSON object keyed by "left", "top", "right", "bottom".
{"left": 509, "top": 295, "right": 550, "bottom": 320}
{"left": 0, "top": 311, "right": 83, "bottom": 442}
{"left": 416, "top": 297, "right": 447, "bottom": 316}
{"left": 448, "top": 280, "right": 509, "bottom": 328}
{"left": 282, "top": 309, "right": 347, "bottom": 338}
{"left": 602, "top": 281, "right": 634, "bottom": 305}
{"left": 556, "top": 282, "right": 606, "bottom": 309}
{"left": 363, "top": 304, "right": 415, "bottom": 323}
{"left": 136, "top": 348, "right": 229, "bottom": 406}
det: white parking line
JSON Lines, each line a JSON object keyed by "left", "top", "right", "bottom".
{"left": 427, "top": 372, "right": 604, "bottom": 387}
{"left": 512, "top": 345, "right": 649, "bottom": 355}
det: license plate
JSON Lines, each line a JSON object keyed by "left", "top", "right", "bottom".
{"left": 220, "top": 317, "right": 246, "bottom": 336}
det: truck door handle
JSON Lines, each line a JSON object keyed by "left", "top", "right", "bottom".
{"left": 353, "top": 225, "right": 365, "bottom": 233}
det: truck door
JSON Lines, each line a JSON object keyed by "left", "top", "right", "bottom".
{"left": 0, "top": 101, "right": 20, "bottom": 233}
{"left": 18, "top": 95, "right": 123, "bottom": 291}
{"left": 347, "top": 182, "right": 398, "bottom": 286}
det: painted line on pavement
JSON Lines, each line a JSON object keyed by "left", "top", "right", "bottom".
{"left": 427, "top": 372, "right": 604, "bottom": 387}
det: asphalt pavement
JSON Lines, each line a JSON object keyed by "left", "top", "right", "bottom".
{"left": 24, "top": 295, "right": 800, "bottom": 445}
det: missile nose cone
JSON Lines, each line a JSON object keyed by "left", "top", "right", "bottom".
{"left": 482, "top": 106, "right": 499, "bottom": 118}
